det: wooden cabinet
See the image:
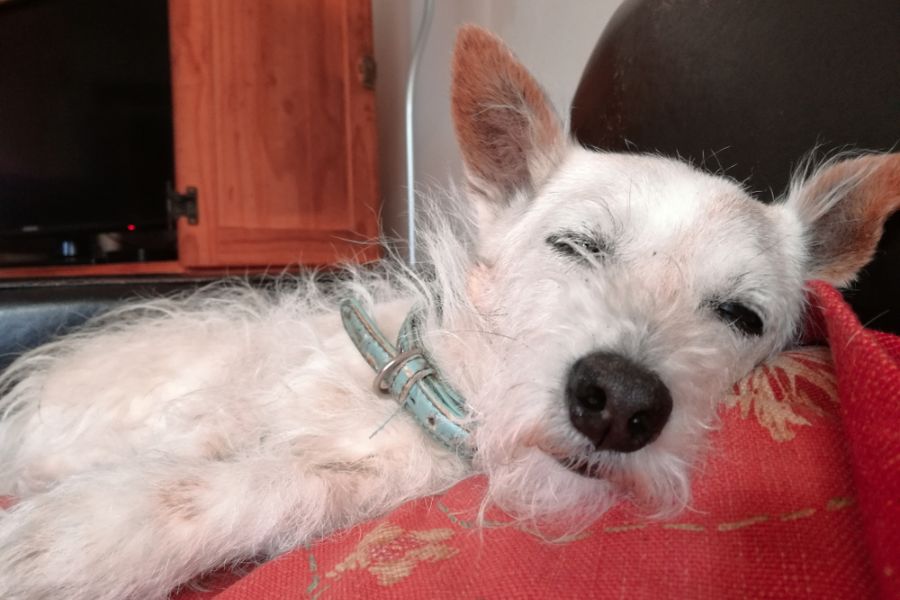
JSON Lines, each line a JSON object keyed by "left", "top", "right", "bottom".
{"left": 170, "top": 0, "right": 380, "bottom": 269}
{"left": 0, "top": 0, "right": 380, "bottom": 278}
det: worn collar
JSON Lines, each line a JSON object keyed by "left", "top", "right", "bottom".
{"left": 340, "top": 299, "right": 473, "bottom": 458}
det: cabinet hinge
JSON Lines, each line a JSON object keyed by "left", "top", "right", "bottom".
{"left": 359, "top": 55, "right": 376, "bottom": 90}
{"left": 166, "top": 183, "right": 199, "bottom": 226}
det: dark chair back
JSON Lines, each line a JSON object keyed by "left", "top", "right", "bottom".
{"left": 571, "top": 0, "right": 900, "bottom": 332}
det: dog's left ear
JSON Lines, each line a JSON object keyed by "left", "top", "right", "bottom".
{"left": 788, "top": 153, "right": 900, "bottom": 287}
{"left": 451, "top": 26, "right": 565, "bottom": 204}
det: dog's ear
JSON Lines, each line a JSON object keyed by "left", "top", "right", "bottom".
{"left": 788, "top": 153, "right": 900, "bottom": 286}
{"left": 451, "top": 25, "right": 565, "bottom": 203}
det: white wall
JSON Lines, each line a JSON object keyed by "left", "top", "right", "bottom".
{"left": 372, "top": 0, "right": 624, "bottom": 250}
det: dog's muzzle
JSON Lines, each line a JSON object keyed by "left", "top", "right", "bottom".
{"left": 565, "top": 351, "right": 672, "bottom": 453}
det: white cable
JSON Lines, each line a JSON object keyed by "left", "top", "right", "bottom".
{"left": 403, "top": 0, "right": 434, "bottom": 267}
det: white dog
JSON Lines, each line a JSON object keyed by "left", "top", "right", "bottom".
{"left": 0, "top": 26, "right": 897, "bottom": 600}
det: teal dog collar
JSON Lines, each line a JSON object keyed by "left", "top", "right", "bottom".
{"left": 340, "top": 299, "right": 474, "bottom": 458}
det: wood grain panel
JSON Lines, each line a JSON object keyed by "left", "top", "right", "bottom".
{"left": 169, "top": 0, "right": 380, "bottom": 268}
{"left": 0, "top": 261, "right": 188, "bottom": 279}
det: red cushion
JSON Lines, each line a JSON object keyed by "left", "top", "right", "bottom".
{"left": 806, "top": 280, "right": 900, "bottom": 598}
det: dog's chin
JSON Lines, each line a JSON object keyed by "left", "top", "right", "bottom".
{"left": 478, "top": 444, "right": 619, "bottom": 525}
{"left": 527, "top": 441, "right": 691, "bottom": 517}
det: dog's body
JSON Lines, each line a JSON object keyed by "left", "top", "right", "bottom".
{"left": 1, "top": 27, "right": 898, "bottom": 600}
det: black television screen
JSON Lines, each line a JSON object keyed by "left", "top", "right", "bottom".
{"left": 0, "top": 0, "right": 174, "bottom": 241}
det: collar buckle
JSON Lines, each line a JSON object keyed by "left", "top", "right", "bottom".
{"left": 340, "top": 298, "right": 474, "bottom": 458}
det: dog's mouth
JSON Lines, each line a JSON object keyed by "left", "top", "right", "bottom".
{"left": 556, "top": 455, "right": 604, "bottom": 479}
{"left": 525, "top": 439, "right": 606, "bottom": 479}
{"left": 521, "top": 428, "right": 611, "bottom": 479}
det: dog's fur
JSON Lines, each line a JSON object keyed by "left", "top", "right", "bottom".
{"left": 0, "top": 26, "right": 898, "bottom": 600}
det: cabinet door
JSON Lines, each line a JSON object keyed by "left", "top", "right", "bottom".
{"left": 169, "top": 0, "right": 380, "bottom": 268}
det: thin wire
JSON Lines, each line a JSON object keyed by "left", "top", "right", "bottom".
{"left": 404, "top": 0, "right": 434, "bottom": 267}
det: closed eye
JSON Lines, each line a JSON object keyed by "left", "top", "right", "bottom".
{"left": 546, "top": 231, "right": 610, "bottom": 262}
{"left": 713, "top": 301, "right": 764, "bottom": 337}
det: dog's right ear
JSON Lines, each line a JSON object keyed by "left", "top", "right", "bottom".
{"left": 787, "top": 153, "right": 900, "bottom": 287}
{"left": 451, "top": 26, "right": 565, "bottom": 204}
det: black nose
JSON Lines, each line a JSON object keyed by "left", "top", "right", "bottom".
{"left": 565, "top": 351, "right": 672, "bottom": 453}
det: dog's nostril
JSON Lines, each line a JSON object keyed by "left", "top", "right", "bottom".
{"left": 627, "top": 411, "right": 650, "bottom": 441}
{"left": 580, "top": 384, "right": 606, "bottom": 411}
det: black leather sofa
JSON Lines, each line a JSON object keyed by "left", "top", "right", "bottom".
{"left": 571, "top": 0, "right": 899, "bottom": 333}
{"left": 0, "top": 277, "right": 213, "bottom": 372}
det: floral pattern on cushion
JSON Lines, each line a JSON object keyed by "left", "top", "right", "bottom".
{"left": 321, "top": 522, "right": 458, "bottom": 588}
{"left": 725, "top": 346, "right": 837, "bottom": 441}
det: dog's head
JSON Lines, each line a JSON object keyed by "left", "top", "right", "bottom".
{"left": 447, "top": 26, "right": 899, "bottom": 522}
